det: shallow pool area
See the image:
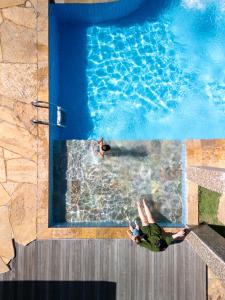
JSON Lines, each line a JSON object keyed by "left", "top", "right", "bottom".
{"left": 52, "top": 140, "right": 184, "bottom": 227}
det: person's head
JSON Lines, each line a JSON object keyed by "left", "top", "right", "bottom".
{"left": 133, "top": 236, "right": 141, "bottom": 244}
{"left": 156, "top": 239, "right": 168, "bottom": 251}
{"left": 101, "top": 144, "right": 111, "bottom": 152}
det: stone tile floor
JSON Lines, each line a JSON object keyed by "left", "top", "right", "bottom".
{"left": 0, "top": 3, "right": 225, "bottom": 299}
{"left": 0, "top": 0, "right": 40, "bottom": 273}
{"left": 208, "top": 267, "right": 225, "bottom": 300}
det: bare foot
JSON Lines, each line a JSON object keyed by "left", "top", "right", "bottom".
{"left": 137, "top": 200, "right": 142, "bottom": 207}
{"left": 142, "top": 198, "right": 148, "bottom": 206}
{"left": 172, "top": 229, "right": 186, "bottom": 240}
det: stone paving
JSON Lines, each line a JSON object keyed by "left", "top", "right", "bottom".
{"left": 208, "top": 267, "right": 225, "bottom": 300}
{"left": 0, "top": 0, "right": 42, "bottom": 273}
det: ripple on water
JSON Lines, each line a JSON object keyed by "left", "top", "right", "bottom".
{"left": 86, "top": 6, "right": 225, "bottom": 140}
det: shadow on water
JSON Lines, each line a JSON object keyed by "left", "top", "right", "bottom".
{"left": 0, "top": 281, "right": 116, "bottom": 300}
{"left": 52, "top": 141, "right": 67, "bottom": 224}
{"left": 138, "top": 195, "right": 173, "bottom": 224}
{"left": 153, "top": 210, "right": 173, "bottom": 224}
{"left": 50, "top": 7, "right": 93, "bottom": 224}
{"left": 107, "top": 145, "right": 149, "bottom": 157}
{"left": 114, "top": 0, "right": 176, "bottom": 27}
{"left": 57, "top": 22, "right": 93, "bottom": 140}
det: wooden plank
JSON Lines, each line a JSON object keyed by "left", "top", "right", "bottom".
{"left": 107, "top": 240, "right": 117, "bottom": 281}
{"left": 0, "top": 239, "right": 206, "bottom": 300}
{"left": 176, "top": 242, "right": 186, "bottom": 300}
{"left": 37, "top": 239, "right": 53, "bottom": 280}
{"left": 160, "top": 250, "right": 171, "bottom": 300}
{"left": 84, "top": 239, "right": 96, "bottom": 281}
{"left": 167, "top": 244, "right": 175, "bottom": 300}
{"left": 23, "top": 241, "right": 37, "bottom": 281}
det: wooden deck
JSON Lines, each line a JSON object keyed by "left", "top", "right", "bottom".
{"left": 0, "top": 239, "right": 206, "bottom": 300}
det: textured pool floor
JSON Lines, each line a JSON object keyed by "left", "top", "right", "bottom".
{"left": 53, "top": 140, "right": 182, "bottom": 227}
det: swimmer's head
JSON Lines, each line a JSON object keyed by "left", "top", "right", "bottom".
{"left": 101, "top": 144, "right": 111, "bottom": 152}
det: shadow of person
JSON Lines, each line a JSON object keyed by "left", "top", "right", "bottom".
{"left": 140, "top": 195, "right": 173, "bottom": 224}
{"left": 107, "top": 145, "right": 149, "bottom": 157}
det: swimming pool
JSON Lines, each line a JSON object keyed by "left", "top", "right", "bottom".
{"left": 49, "top": 0, "right": 225, "bottom": 227}
{"left": 50, "top": 0, "right": 225, "bottom": 141}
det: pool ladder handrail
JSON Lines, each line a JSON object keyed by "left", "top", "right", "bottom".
{"left": 31, "top": 119, "right": 50, "bottom": 126}
{"left": 31, "top": 100, "right": 50, "bottom": 109}
{"left": 31, "top": 101, "right": 65, "bottom": 127}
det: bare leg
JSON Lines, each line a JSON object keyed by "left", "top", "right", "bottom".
{"left": 143, "top": 198, "right": 156, "bottom": 224}
{"left": 128, "top": 221, "right": 134, "bottom": 231}
{"left": 134, "top": 220, "right": 140, "bottom": 230}
{"left": 137, "top": 202, "right": 148, "bottom": 226}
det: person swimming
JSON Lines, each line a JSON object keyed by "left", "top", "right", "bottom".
{"left": 93, "top": 138, "right": 111, "bottom": 159}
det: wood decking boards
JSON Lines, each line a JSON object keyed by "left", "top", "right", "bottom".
{"left": 0, "top": 239, "right": 206, "bottom": 300}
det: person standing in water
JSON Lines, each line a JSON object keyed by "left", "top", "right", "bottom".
{"left": 127, "top": 198, "right": 187, "bottom": 251}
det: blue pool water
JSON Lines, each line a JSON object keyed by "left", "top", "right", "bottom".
{"left": 49, "top": 0, "right": 224, "bottom": 227}
{"left": 50, "top": 0, "right": 225, "bottom": 141}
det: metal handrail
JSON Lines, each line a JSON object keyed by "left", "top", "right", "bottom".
{"left": 31, "top": 100, "right": 49, "bottom": 109}
{"left": 31, "top": 102, "right": 66, "bottom": 127}
{"left": 31, "top": 119, "right": 66, "bottom": 127}
{"left": 31, "top": 119, "right": 50, "bottom": 126}
{"left": 32, "top": 101, "right": 65, "bottom": 111}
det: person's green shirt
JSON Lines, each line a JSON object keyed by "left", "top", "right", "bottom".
{"left": 139, "top": 224, "right": 174, "bottom": 252}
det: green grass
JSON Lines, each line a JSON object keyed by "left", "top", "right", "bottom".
{"left": 198, "top": 186, "right": 223, "bottom": 225}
